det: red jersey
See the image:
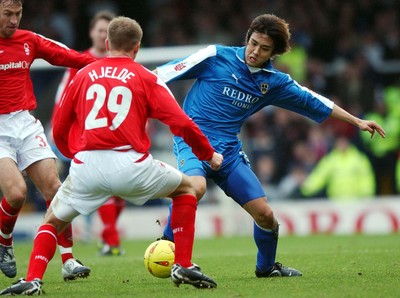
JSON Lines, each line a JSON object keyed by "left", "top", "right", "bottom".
{"left": 0, "top": 30, "right": 96, "bottom": 114}
{"left": 51, "top": 49, "right": 96, "bottom": 127}
{"left": 53, "top": 57, "right": 214, "bottom": 161}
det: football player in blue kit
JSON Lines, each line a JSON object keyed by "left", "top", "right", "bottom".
{"left": 155, "top": 14, "right": 385, "bottom": 278}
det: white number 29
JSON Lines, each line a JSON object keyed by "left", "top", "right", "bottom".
{"left": 85, "top": 84, "right": 132, "bottom": 131}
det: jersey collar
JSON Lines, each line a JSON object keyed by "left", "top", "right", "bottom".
{"left": 236, "top": 47, "right": 276, "bottom": 74}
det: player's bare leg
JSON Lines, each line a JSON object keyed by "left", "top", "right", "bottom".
{"left": 0, "top": 158, "right": 28, "bottom": 278}
{"left": 26, "top": 159, "right": 90, "bottom": 281}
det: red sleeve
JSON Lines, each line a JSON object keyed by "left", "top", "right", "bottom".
{"left": 34, "top": 33, "right": 95, "bottom": 69}
{"left": 170, "top": 116, "right": 214, "bottom": 161}
{"left": 52, "top": 79, "right": 78, "bottom": 159}
{"left": 51, "top": 67, "right": 79, "bottom": 128}
{"left": 149, "top": 77, "right": 214, "bottom": 161}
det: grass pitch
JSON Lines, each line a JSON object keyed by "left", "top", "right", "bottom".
{"left": 1, "top": 234, "right": 399, "bottom": 297}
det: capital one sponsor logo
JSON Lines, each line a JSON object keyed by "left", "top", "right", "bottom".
{"left": 0, "top": 60, "right": 30, "bottom": 71}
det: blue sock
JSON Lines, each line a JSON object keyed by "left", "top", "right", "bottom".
{"left": 254, "top": 222, "right": 279, "bottom": 272}
{"left": 162, "top": 203, "right": 174, "bottom": 241}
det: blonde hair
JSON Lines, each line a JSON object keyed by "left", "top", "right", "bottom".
{"left": 107, "top": 16, "right": 143, "bottom": 52}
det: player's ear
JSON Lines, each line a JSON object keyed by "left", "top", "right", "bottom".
{"left": 105, "top": 39, "right": 110, "bottom": 51}
{"left": 133, "top": 42, "right": 140, "bottom": 54}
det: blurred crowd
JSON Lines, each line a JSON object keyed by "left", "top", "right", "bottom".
{"left": 22, "top": 0, "right": 400, "bottom": 206}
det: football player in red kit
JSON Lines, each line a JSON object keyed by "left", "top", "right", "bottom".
{"left": 0, "top": 0, "right": 95, "bottom": 281}
{"left": 0, "top": 16, "right": 223, "bottom": 295}
{"left": 51, "top": 10, "right": 125, "bottom": 256}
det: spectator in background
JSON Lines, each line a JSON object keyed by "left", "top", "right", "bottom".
{"left": 275, "top": 40, "right": 308, "bottom": 83}
{"left": 300, "top": 135, "right": 376, "bottom": 200}
{"left": 360, "top": 82, "right": 400, "bottom": 195}
{"left": 51, "top": 10, "right": 125, "bottom": 256}
{"left": 290, "top": 141, "right": 318, "bottom": 174}
{"left": 277, "top": 164, "right": 308, "bottom": 199}
{"left": 274, "top": 141, "right": 317, "bottom": 200}
{"left": 254, "top": 155, "right": 281, "bottom": 201}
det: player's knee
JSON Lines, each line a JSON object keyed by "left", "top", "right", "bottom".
{"left": 188, "top": 176, "right": 206, "bottom": 200}
{"left": 170, "top": 175, "right": 195, "bottom": 197}
{"left": 193, "top": 184, "right": 205, "bottom": 200}
{"left": 42, "top": 178, "right": 62, "bottom": 200}
{"left": 170, "top": 175, "right": 205, "bottom": 200}
{"left": 4, "top": 183, "right": 27, "bottom": 208}
{"left": 254, "top": 208, "right": 276, "bottom": 229}
{"left": 44, "top": 215, "right": 68, "bottom": 234}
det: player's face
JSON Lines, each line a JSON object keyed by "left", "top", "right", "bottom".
{"left": 0, "top": 2, "right": 22, "bottom": 38}
{"left": 90, "top": 19, "right": 110, "bottom": 55}
{"left": 245, "top": 32, "right": 274, "bottom": 68}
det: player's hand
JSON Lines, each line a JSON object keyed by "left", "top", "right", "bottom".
{"left": 359, "top": 120, "right": 386, "bottom": 139}
{"left": 208, "top": 152, "right": 223, "bottom": 171}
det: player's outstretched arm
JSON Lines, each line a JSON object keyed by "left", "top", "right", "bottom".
{"left": 208, "top": 152, "right": 223, "bottom": 171}
{"left": 330, "top": 104, "right": 386, "bottom": 139}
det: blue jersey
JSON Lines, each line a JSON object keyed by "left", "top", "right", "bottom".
{"left": 157, "top": 45, "right": 334, "bottom": 204}
{"left": 157, "top": 45, "right": 333, "bottom": 140}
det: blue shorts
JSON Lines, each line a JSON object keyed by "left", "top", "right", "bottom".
{"left": 173, "top": 136, "right": 265, "bottom": 206}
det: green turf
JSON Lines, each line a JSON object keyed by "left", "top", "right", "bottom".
{"left": 1, "top": 234, "right": 399, "bottom": 297}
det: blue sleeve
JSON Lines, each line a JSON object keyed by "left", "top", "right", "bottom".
{"left": 156, "top": 45, "right": 218, "bottom": 83}
{"left": 269, "top": 74, "right": 334, "bottom": 123}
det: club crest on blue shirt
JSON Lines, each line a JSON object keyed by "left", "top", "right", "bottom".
{"left": 260, "top": 83, "right": 269, "bottom": 94}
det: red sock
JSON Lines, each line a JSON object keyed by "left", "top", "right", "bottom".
{"left": 170, "top": 194, "right": 197, "bottom": 267}
{"left": 0, "top": 197, "right": 22, "bottom": 246}
{"left": 26, "top": 224, "right": 57, "bottom": 281}
{"left": 46, "top": 200, "right": 73, "bottom": 263}
{"left": 98, "top": 198, "right": 120, "bottom": 247}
